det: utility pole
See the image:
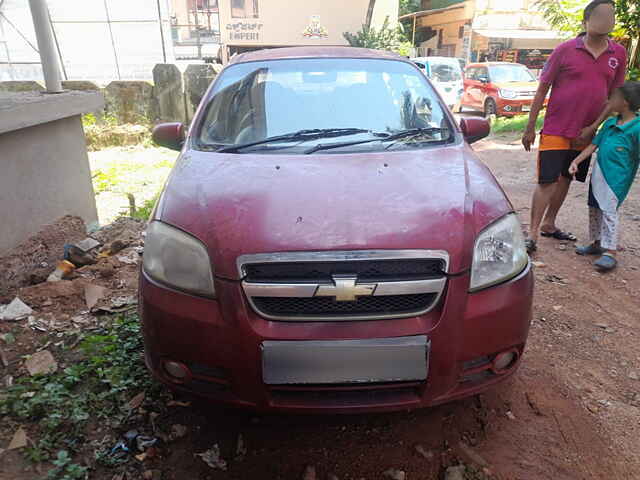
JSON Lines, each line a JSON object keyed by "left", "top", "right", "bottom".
{"left": 28, "top": 0, "right": 62, "bottom": 92}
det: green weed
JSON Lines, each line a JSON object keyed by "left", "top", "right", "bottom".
{"left": 0, "top": 314, "right": 160, "bottom": 475}
{"left": 492, "top": 114, "right": 545, "bottom": 134}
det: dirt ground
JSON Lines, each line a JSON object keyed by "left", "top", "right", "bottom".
{"left": 2, "top": 135, "right": 640, "bottom": 480}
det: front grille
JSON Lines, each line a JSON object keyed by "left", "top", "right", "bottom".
{"left": 254, "top": 293, "right": 436, "bottom": 318}
{"left": 244, "top": 258, "right": 445, "bottom": 282}
{"left": 239, "top": 251, "right": 448, "bottom": 321}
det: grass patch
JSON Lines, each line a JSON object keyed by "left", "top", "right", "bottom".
{"left": 89, "top": 146, "right": 176, "bottom": 224}
{"left": 492, "top": 114, "right": 545, "bottom": 134}
{"left": 83, "top": 113, "right": 152, "bottom": 151}
{"left": 0, "top": 314, "right": 161, "bottom": 478}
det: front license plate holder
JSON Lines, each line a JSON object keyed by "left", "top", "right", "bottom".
{"left": 262, "top": 336, "right": 429, "bottom": 385}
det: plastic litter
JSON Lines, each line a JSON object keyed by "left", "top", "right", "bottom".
{"left": 47, "top": 260, "right": 76, "bottom": 282}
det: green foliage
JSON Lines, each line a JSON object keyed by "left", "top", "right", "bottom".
{"left": 399, "top": 0, "right": 422, "bottom": 16}
{"left": 344, "top": 17, "right": 410, "bottom": 54}
{"left": 534, "top": 0, "right": 585, "bottom": 37}
{"left": 47, "top": 450, "right": 88, "bottom": 480}
{"left": 131, "top": 193, "right": 160, "bottom": 221}
{"left": 0, "top": 315, "right": 158, "bottom": 475}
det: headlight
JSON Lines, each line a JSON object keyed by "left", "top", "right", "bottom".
{"left": 469, "top": 214, "right": 528, "bottom": 292}
{"left": 499, "top": 89, "right": 517, "bottom": 99}
{"left": 143, "top": 221, "right": 215, "bottom": 297}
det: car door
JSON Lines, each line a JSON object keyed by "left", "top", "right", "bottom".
{"left": 462, "top": 67, "right": 478, "bottom": 107}
{"left": 473, "top": 66, "right": 490, "bottom": 106}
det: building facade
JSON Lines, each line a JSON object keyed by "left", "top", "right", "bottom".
{"left": 402, "top": 0, "right": 563, "bottom": 70}
{"left": 215, "top": 0, "right": 399, "bottom": 62}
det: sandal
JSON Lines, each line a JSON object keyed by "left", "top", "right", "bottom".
{"left": 541, "top": 230, "right": 577, "bottom": 241}
{"left": 593, "top": 254, "right": 617, "bottom": 271}
{"left": 525, "top": 238, "right": 537, "bottom": 254}
{"left": 576, "top": 244, "right": 605, "bottom": 256}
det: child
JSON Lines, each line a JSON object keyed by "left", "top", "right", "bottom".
{"left": 569, "top": 81, "right": 640, "bottom": 271}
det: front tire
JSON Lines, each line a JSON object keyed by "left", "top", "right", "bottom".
{"left": 484, "top": 98, "right": 497, "bottom": 118}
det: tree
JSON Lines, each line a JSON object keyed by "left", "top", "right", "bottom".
{"left": 344, "top": 17, "right": 413, "bottom": 56}
{"left": 365, "top": 0, "right": 377, "bottom": 27}
{"left": 400, "top": 0, "right": 422, "bottom": 16}
{"left": 535, "top": 0, "right": 639, "bottom": 79}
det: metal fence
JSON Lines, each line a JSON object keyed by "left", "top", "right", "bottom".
{"left": 0, "top": 0, "right": 219, "bottom": 84}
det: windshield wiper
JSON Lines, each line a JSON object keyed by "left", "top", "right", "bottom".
{"left": 215, "top": 128, "right": 371, "bottom": 153}
{"left": 304, "top": 127, "right": 449, "bottom": 154}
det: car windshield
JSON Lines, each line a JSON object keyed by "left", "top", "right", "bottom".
{"left": 427, "top": 61, "right": 462, "bottom": 82}
{"left": 489, "top": 64, "right": 535, "bottom": 83}
{"left": 198, "top": 58, "right": 452, "bottom": 153}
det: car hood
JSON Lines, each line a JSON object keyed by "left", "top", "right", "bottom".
{"left": 157, "top": 144, "right": 512, "bottom": 279}
{"left": 494, "top": 81, "right": 538, "bottom": 91}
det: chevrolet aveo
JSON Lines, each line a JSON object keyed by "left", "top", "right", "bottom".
{"left": 140, "top": 47, "right": 533, "bottom": 413}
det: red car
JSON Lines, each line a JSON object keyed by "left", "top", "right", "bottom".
{"left": 141, "top": 47, "right": 533, "bottom": 413}
{"left": 459, "top": 62, "right": 545, "bottom": 117}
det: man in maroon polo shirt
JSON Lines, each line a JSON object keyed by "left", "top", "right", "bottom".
{"left": 522, "top": 0, "right": 627, "bottom": 253}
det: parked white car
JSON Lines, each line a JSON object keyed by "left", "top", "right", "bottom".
{"left": 412, "top": 57, "right": 464, "bottom": 110}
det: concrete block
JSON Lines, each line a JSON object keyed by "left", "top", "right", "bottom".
{"left": 152, "top": 64, "right": 185, "bottom": 123}
{"left": 62, "top": 80, "right": 100, "bottom": 91}
{"left": 184, "top": 64, "right": 218, "bottom": 121}
{"left": 104, "top": 81, "right": 154, "bottom": 124}
{"left": 0, "top": 81, "right": 44, "bottom": 92}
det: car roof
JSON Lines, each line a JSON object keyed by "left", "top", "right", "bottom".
{"left": 230, "top": 46, "right": 407, "bottom": 65}
{"left": 466, "top": 62, "right": 526, "bottom": 67}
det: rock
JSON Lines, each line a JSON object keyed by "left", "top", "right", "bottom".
{"left": 383, "top": 468, "right": 406, "bottom": 480}
{"left": 170, "top": 424, "right": 188, "bottom": 439}
{"left": 558, "top": 244, "right": 567, "bottom": 251}
{"left": 414, "top": 444, "right": 434, "bottom": 460}
{"left": 0, "top": 297, "right": 33, "bottom": 321}
{"left": 196, "top": 445, "right": 227, "bottom": 471}
{"left": 302, "top": 465, "right": 316, "bottom": 480}
{"left": 8, "top": 427, "right": 28, "bottom": 449}
{"left": 553, "top": 305, "right": 562, "bottom": 311}
{"left": 595, "top": 323, "right": 609, "bottom": 329}
{"left": 128, "top": 392, "right": 145, "bottom": 410}
{"left": 24, "top": 350, "right": 57, "bottom": 375}
{"left": 458, "top": 442, "right": 488, "bottom": 467}
{"left": 605, "top": 328, "right": 616, "bottom": 334}
{"left": 629, "top": 371, "right": 639, "bottom": 381}
{"left": 74, "top": 237, "right": 101, "bottom": 252}
{"left": 505, "top": 410, "right": 516, "bottom": 420}
{"left": 64, "top": 244, "right": 96, "bottom": 267}
{"left": 84, "top": 284, "right": 109, "bottom": 310}
{"left": 532, "top": 261, "right": 546, "bottom": 268}
{"left": 632, "top": 215, "right": 640, "bottom": 222}
{"left": 444, "top": 465, "right": 466, "bottom": 480}
{"left": 235, "top": 433, "right": 247, "bottom": 459}
{"left": 143, "top": 470, "right": 161, "bottom": 480}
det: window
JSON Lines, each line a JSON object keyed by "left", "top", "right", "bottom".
{"left": 465, "top": 67, "right": 477, "bottom": 80}
{"left": 198, "top": 58, "right": 452, "bottom": 153}
{"left": 231, "top": 0, "right": 259, "bottom": 18}
{"left": 489, "top": 65, "right": 535, "bottom": 83}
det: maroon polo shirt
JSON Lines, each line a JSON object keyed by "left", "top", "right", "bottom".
{"left": 540, "top": 36, "right": 627, "bottom": 139}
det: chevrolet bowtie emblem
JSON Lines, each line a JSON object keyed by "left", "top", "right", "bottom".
{"left": 315, "top": 275, "right": 377, "bottom": 302}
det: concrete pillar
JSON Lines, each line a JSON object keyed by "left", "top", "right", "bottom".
{"left": 184, "top": 64, "right": 220, "bottom": 121}
{"left": 28, "top": 0, "right": 63, "bottom": 93}
{"left": 152, "top": 64, "right": 185, "bottom": 123}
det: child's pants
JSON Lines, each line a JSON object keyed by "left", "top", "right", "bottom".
{"left": 589, "top": 207, "right": 619, "bottom": 250}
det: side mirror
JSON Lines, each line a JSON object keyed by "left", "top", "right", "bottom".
{"left": 152, "top": 122, "right": 185, "bottom": 151}
{"left": 460, "top": 117, "right": 490, "bottom": 144}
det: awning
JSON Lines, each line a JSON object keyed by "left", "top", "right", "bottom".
{"left": 473, "top": 29, "right": 563, "bottom": 40}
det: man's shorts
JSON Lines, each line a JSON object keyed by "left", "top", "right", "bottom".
{"left": 537, "top": 134, "right": 592, "bottom": 184}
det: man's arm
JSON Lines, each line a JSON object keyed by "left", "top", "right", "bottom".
{"left": 577, "top": 103, "right": 614, "bottom": 143}
{"left": 522, "top": 82, "right": 551, "bottom": 152}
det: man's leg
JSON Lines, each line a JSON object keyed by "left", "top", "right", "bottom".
{"left": 541, "top": 175, "right": 571, "bottom": 233}
{"left": 529, "top": 182, "right": 557, "bottom": 243}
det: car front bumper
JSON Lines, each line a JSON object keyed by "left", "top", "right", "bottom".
{"left": 139, "top": 262, "right": 533, "bottom": 413}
